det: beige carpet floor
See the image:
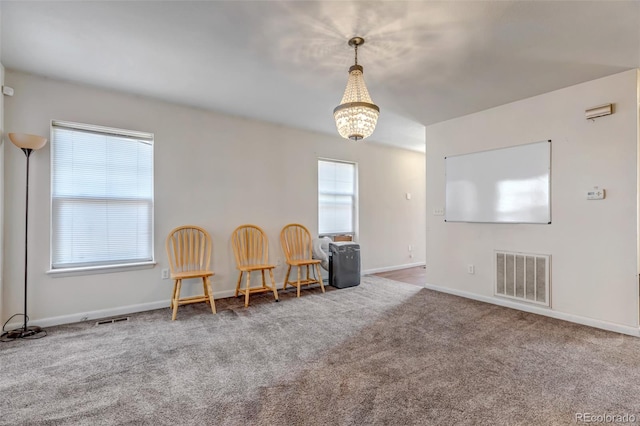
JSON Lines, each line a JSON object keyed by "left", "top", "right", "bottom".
{"left": 1, "top": 276, "right": 639, "bottom": 425}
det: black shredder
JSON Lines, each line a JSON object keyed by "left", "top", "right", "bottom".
{"left": 329, "top": 242, "right": 360, "bottom": 288}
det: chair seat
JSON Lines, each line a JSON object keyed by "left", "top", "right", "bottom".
{"left": 238, "top": 264, "right": 276, "bottom": 272}
{"left": 287, "top": 259, "right": 321, "bottom": 266}
{"left": 171, "top": 270, "right": 214, "bottom": 279}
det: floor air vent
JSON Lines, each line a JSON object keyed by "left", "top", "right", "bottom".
{"left": 495, "top": 251, "right": 550, "bottom": 307}
{"left": 95, "top": 317, "right": 130, "bottom": 326}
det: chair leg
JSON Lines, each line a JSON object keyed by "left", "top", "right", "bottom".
{"left": 283, "top": 265, "right": 291, "bottom": 290}
{"left": 202, "top": 277, "right": 209, "bottom": 299}
{"left": 269, "top": 268, "right": 279, "bottom": 301}
{"left": 170, "top": 279, "right": 178, "bottom": 310}
{"left": 205, "top": 276, "right": 216, "bottom": 314}
{"left": 261, "top": 269, "right": 266, "bottom": 288}
{"left": 172, "top": 279, "right": 182, "bottom": 320}
{"left": 296, "top": 266, "right": 301, "bottom": 298}
{"left": 316, "top": 264, "right": 325, "bottom": 293}
{"left": 306, "top": 265, "right": 310, "bottom": 281}
{"left": 244, "top": 272, "right": 251, "bottom": 308}
{"left": 235, "top": 271, "right": 243, "bottom": 297}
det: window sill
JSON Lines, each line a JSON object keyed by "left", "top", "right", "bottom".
{"left": 46, "top": 261, "right": 156, "bottom": 278}
{"left": 319, "top": 234, "right": 356, "bottom": 242}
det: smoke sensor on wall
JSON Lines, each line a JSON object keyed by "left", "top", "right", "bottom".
{"left": 585, "top": 103, "right": 613, "bottom": 120}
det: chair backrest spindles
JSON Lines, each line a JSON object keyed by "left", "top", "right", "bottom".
{"left": 166, "top": 226, "right": 212, "bottom": 274}
{"left": 281, "top": 224, "right": 313, "bottom": 262}
{"left": 232, "top": 224, "right": 270, "bottom": 267}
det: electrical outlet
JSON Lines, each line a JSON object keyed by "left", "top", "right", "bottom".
{"left": 433, "top": 208, "right": 444, "bottom": 216}
{"left": 408, "top": 245, "right": 412, "bottom": 251}
{"left": 161, "top": 268, "right": 169, "bottom": 279}
{"left": 467, "top": 264, "right": 475, "bottom": 274}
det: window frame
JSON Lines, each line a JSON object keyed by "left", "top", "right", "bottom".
{"left": 317, "top": 158, "right": 358, "bottom": 239}
{"left": 48, "top": 120, "right": 155, "bottom": 276}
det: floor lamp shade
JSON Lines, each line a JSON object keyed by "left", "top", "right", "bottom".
{"left": 8, "top": 133, "right": 48, "bottom": 151}
{"left": 1, "top": 132, "right": 48, "bottom": 341}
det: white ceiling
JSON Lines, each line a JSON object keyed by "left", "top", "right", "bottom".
{"left": 2, "top": 1, "right": 639, "bottom": 152}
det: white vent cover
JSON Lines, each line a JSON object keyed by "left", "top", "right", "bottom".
{"left": 495, "top": 251, "right": 550, "bottom": 307}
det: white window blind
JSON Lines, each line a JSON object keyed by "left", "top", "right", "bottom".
{"left": 51, "top": 121, "right": 154, "bottom": 269}
{"left": 318, "top": 159, "right": 356, "bottom": 235}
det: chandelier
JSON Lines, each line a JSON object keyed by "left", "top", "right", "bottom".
{"left": 333, "top": 37, "right": 380, "bottom": 141}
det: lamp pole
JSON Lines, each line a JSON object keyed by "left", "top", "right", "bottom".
{"left": 19, "top": 148, "right": 41, "bottom": 336}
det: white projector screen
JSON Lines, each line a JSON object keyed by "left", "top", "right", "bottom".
{"left": 445, "top": 140, "right": 551, "bottom": 223}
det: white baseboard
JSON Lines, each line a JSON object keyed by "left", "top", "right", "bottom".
{"left": 12, "top": 279, "right": 636, "bottom": 336}
{"left": 7, "top": 300, "right": 171, "bottom": 329}
{"left": 9, "top": 265, "right": 426, "bottom": 329}
{"left": 424, "top": 283, "right": 640, "bottom": 337}
{"left": 7, "top": 281, "right": 297, "bottom": 329}
{"left": 362, "top": 262, "right": 426, "bottom": 275}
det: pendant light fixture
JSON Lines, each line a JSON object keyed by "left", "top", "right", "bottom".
{"left": 333, "top": 37, "right": 380, "bottom": 141}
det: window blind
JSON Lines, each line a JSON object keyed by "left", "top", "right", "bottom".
{"left": 51, "top": 121, "right": 154, "bottom": 269}
{"left": 318, "top": 159, "right": 356, "bottom": 235}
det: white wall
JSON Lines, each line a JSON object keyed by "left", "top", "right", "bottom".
{"left": 2, "top": 70, "right": 426, "bottom": 325}
{"left": 426, "top": 70, "right": 639, "bottom": 332}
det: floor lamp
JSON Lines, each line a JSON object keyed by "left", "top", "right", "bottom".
{"left": 1, "top": 133, "right": 48, "bottom": 340}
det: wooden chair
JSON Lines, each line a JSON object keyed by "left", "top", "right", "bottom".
{"left": 165, "top": 225, "right": 216, "bottom": 320}
{"left": 231, "top": 224, "right": 279, "bottom": 307}
{"left": 280, "top": 224, "right": 325, "bottom": 297}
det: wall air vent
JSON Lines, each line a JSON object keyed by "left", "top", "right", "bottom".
{"left": 495, "top": 251, "right": 550, "bottom": 307}
{"left": 95, "top": 317, "right": 130, "bottom": 326}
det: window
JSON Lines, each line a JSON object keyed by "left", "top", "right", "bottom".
{"left": 51, "top": 121, "right": 154, "bottom": 270}
{"left": 318, "top": 159, "right": 357, "bottom": 236}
